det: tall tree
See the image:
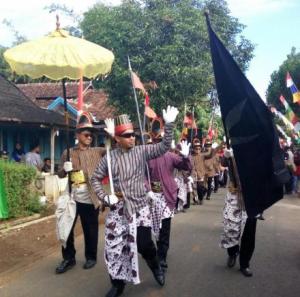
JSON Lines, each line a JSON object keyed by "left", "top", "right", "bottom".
{"left": 81, "top": 0, "right": 254, "bottom": 124}
{"left": 267, "top": 47, "right": 300, "bottom": 116}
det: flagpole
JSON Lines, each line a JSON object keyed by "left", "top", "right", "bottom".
{"left": 128, "top": 56, "right": 144, "bottom": 137}
{"left": 128, "top": 56, "right": 151, "bottom": 186}
{"left": 183, "top": 101, "right": 186, "bottom": 130}
{"left": 190, "top": 105, "right": 195, "bottom": 141}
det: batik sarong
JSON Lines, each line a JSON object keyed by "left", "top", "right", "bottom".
{"left": 220, "top": 191, "right": 247, "bottom": 249}
{"left": 105, "top": 200, "right": 151, "bottom": 284}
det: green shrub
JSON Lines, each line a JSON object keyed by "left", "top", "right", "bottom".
{"left": 0, "top": 161, "right": 42, "bottom": 219}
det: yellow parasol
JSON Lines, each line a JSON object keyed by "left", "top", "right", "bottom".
{"left": 4, "top": 17, "right": 114, "bottom": 80}
{"left": 3, "top": 16, "right": 114, "bottom": 183}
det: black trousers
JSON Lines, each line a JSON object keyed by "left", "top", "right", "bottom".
{"left": 206, "top": 177, "right": 213, "bottom": 198}
{"left": 227, "top": 217, "right": 257, "bottom": 269}
{"left": 62, "top": 202, "right": 99, "bottom": 261}
{"left": 111, "top": 226, "right": 158, "bottom": 288}
{"left": 196, "top": 182, "right": 207, "bottom": 201}
{"left": 157, "top": 218, "right": 172, "bottom": 261}
{"left": 213, "top": 175, "right": 219, "bottom": 193}
{"left": 184, "top": 193, "right": 191, "bottom": 209}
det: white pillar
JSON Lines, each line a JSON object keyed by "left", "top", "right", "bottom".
{"left": 50, "top": 128, "right": 56, "bottom": 175}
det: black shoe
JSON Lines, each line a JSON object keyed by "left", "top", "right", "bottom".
{"left": 105, "top": 286, "right": 124, "bottom": 297}
{"left": 152, "top": 266, "right": 165, "bottom": 286}
{"left": 146, "top": 258, "right": 165, "bottom": 286}
{"left": 206, "top": 196, "right": 210, "bottom": 200}
{"left": 227, "top": 254, "right": 237, "bottom": 268}
{"left": 159, "top": 259, "right": 168, "bottom": 271}
{"left": 55, "top": 259, "right": 76, "bottom": 274}
{"left": 240, "top": 267, "right": 253, "bottom": 277}
{"left": 83, "top": 259, "right": 96, "bottom": 269}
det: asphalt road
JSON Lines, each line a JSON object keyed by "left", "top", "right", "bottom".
{"left": 1, "top": 189, "right": 300, "bottom": 297}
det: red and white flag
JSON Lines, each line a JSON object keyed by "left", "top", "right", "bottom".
{"left": 286, "top": 72, "right": 293, "bottom": 88}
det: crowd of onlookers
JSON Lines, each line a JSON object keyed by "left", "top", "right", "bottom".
{"left": 0, "top": 142, "right": 52, "bottom": 173}
{"left": 280, "top": 139, "right": 300, "bottom": 197}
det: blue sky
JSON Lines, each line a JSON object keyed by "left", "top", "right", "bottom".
{"left": 0, "top": 0, "right": 299, "bottom": 100}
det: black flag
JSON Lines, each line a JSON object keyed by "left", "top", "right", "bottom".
{"left": 205, "top": 13, "right": 289, "bottom": 217}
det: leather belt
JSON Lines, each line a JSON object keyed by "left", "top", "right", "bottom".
{"left": 115, "top": 191, "right": 124, "bottom": 201}
{"left": 72, "top": 182, "right": 87, "bottom": 188}
{"left": 151, "top": 181, "right": 162, "bottom": 193}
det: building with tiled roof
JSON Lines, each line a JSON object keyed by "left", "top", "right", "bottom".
{"left": 17, "top": 81, "right": 115, "bottom": 120}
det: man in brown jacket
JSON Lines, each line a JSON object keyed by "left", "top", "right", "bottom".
{"left": 191, "top": 139, "right": 213, "bottom": 205}
{"left": 212, "top": 149, "right": 221, "bottom": 193}
{"left": 55, "top": 112, "right": 106, "bottom": 274}
{"left": 203, "top": 140, "right": 215, "bottom": 200}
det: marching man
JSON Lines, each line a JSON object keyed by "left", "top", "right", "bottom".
{"left": 147, "top": 138, "right": 191, "bottom": 271}
{"left": 220, "top": 148, "right": 258, "bottom": 277}
{"left": 56, "top": 113, "right": 105, "bottom": 274}
{"left": 91, "top": 106, "right": 178, "bottom": 297}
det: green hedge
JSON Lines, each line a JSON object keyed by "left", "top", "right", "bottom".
{"left": 0, "top": 160, "right": 42, "bottom": 219}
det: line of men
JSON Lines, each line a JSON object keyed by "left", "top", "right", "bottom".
{"left": 54, "top": 108, "right": 251, "bottom": 297}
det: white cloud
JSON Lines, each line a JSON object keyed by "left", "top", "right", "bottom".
{"left": 227, "top": 0, "right": 295, "bottom": 18}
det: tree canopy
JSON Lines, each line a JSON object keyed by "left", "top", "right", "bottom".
{"left": 266, "top": 47, "right": 300, "bottom": 116}
{"left": 81, "top": 0, "right": 255, "bottom": 128}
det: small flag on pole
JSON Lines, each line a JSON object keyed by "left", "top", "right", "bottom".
{"left": 145, "top": 105, "right": 157, "bottom": 119}
{"left": 279, "top": 95, "right": 299, "bottom": 126}
{"left": 183, "top": 112, "right": 197, "bottom": 129}
{"left": 286, "top": 72, "right": 300, "bottom": 104}
{"left": 131, "top": 71, "right": 151, "bottom": 107}
{"left": 131, "top": 72, "right": 147, "bottom": 94}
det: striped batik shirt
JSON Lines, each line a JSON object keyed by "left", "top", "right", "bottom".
{"left": 91, "top": 123, "right": 174, "bottom": 216}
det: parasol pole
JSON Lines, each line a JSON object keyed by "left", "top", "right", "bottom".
{"left": 62, "top": 78, "right": 71, "bottom": 193}
{"left": 128, "top": 56, "right": 151, "bottom": 186}
{"left": 106, "top": 138, "right": 114, "bottom": 201}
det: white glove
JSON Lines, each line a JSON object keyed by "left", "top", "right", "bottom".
{"left": 180, "top": 140, "right": 191, "bottom": 158}
{"left": 104, "top": 118, "right": 115, "bottom": 137}
{"left": 171, "top": 140, "right": 176, "bottom": 150}
{"left": 146, "top": 191, "right": 159, "bottom": 204}
{"left": 163, "top": 105, "right": 179, "bottom": 124}
{"left": 187, "top": 176, "right": 194, "bottom": 183}
{"left": 212, "top": 142, "right": 218, "bottom": 149}
{"left": 104, "top": 194, "right": 119, "bottom": 206}
{"left": 63, "top": 161, "right": 73, "bottom": 172}
{"left": 224, "top": 148, "right": 233, "bottom": 158}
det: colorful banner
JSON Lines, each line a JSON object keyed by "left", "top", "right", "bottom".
{"left": 286, "top": 72, "right": 300, "bottom": 104}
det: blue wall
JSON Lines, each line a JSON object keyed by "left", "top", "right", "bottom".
{"left": 0, "top": 126, "right": 75, "bottom": 165}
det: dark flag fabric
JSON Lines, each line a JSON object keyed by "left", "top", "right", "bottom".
{"left": 205, "top": 13, "right": 289, "bottom": 217}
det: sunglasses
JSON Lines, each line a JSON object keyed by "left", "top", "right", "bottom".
{"left": 82, "top": 133, "right": 93, "bottom": 138}
{"left": 120, "top": 132, "right": 135, "bottom": 138}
